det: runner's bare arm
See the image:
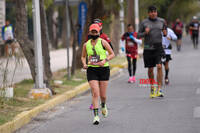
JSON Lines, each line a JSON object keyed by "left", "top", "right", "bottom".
{"left": 102, "top": 39, "right": 115, "bottom": 61}
{"left": 81, "top": 43, "right": 88, "bottom": 69}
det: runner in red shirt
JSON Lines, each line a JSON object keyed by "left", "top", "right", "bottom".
{"left": 121, "top": 24, "right": 142, "bottom": 83}
{"left": 172, "top": 18, "right": 184, "bottom": 51}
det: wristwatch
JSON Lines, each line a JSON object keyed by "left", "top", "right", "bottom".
{"left": 105, "top": 58, "right": 109, "bottom": 62}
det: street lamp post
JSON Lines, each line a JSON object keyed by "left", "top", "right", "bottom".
{"left": 119, "top": 0, "right": 125, "bottom": 54}
{"left": 134, "top": 0, "right": 139, "bottom": 32}
{"left": 32, "top": 0, "right": 44, "bottom": 89}
{"left": 65, "top": 0, "right": 71, "bottom": 79}
{"left": 119, "top": 0, "right": 125, "bottom": 34}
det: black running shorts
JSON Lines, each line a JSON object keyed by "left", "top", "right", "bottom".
{"left": 165, "top": 55, "right": 172, "bottom": 62}
{"left": 143, "top": 44, "right": 165, "bottom": 68}
{"left": 5, "top": 39, "right": 14, "bottom": 45}
{"left": 176, "top": 34, "right": 182, "bottom": 40}
{"left": 87, "top": 67, "right": 110, "bottom": 81}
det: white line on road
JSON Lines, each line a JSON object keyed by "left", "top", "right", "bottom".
{"left": 193, "top": 106, "right": 200, "bottom": 118}
{"left": 196, "top": 88, "right": 200, "bottom": 95}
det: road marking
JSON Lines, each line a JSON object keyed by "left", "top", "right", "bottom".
{"left": 194, "top": 106, "right": 200, "bottom": 118}
{"left": 196, "top": 88, "right": 200, "bottom": 95}
{"left": 198, "top": 78, "right": 200, "bottom": 82}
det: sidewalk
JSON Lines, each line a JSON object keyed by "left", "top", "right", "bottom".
{"left": 0, "top": 48, "right": 72, "bottom": 85}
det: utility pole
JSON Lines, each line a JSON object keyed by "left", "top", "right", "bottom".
{"left": 119, "top": 0, "right": 125, "bottom": 54}
{"left": 0, "top": 0, "right": 5, "bottom": 46}
{"left": 127, "top": 0, "right": 134, "bottom": 27}
{"left": 134, "top": 0, "right": 139, "bottom": 32}
{"left": 119, "top": 0, "right": 125, "bottom": 34}
{"left": 30, "top": 0, "right": 52, "bottom": 99}
{"left": 65, "top": 0, "right": 71, "bottom": 79}
{"left": 32, "top": 0, "right": 44, "bottom": 89}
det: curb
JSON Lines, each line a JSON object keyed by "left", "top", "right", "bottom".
{"left": 0, "top": 63, "right": 127, "bottom": 133}
{"left": 110, "top": 62, "right": 128, "bottom": 68}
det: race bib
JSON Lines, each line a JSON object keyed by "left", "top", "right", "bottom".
{"left": 128, "top": 41, "right": 134, "bottom": 46}
{"left": 88, "top": 55, "right": 100, "bottom": 65}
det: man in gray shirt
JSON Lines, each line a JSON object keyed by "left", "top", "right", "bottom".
{"left": 138, "top": 6, "right": 165, "bottom": 98}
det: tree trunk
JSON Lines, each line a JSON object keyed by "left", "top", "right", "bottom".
{"left": 110, "top": 13, "right": 120, "bottom": 55}
{"left": 52, "top": 11, "right": 59, "bottom": 49}
{"left": 127, "top": 0, "right": 135, "bottom": 27}
{"left": 46, "top": 5, "right": 54, "bottom": 49}
{"left": 69, "top": 6, "right": 78, "bottom": 75}
{"left": 15, "top": 0, "right": 36, "bottom": 81}
{"left": 61, "top": 6, "right": 67, "bottom": 48}
{"left": 75, "top": 0, "right": 105, "bottom": 69}
{"left": 46, "top": 5, "right": 59, "bottom": 49}
{"left": 39, "top": 0, "right": 53, "bottom": 91}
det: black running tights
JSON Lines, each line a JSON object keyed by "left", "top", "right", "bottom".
{"left": 126, "top": 56, "right": 137, "bottom": 77}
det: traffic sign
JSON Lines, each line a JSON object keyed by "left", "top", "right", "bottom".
{"left": 78, "top": 1, "right": 87, "bottom": 45}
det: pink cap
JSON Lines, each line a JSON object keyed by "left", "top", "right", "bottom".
{"left": 89, "top": 24, "right": 100, "bottom": 32}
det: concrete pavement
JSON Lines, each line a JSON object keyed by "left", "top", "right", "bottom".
{"left": 16, "top": 36, "right": 200, "bottom": 133}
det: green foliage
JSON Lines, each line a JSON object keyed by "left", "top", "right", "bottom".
{"left": 104, "top": 0, "right": 121, "bottom": 13}
{"left": 139, "top": 0, "right": 200, "bottom": 22}
{"left": 44, "top": 0, "right": 54, "bottom": 10}
{"left": 27, "top": 0, "right": 54, "bottom": 17}
{"left": 166, "top": 0, "right": 200, "bottom": 22}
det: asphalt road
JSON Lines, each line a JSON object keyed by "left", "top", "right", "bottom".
{"left": 16, "top": 36, "right": 200, "bottom": 133}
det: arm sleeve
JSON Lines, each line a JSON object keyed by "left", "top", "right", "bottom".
{"left": 168, "top": 29, "right": 177, "bottom": 41}
{"left": 137, "top": 22, "right": 146, "bottom": 38}
{"left": 133, "top": 38, "right": 142, "bottom": 45}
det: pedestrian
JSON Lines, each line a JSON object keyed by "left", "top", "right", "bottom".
{"left": 137, "top": 5, "right": 166, "bottom": 98}
{"left": 172, "top": 18, "right": 183, "bottom": 51}
{"left": 1, "top": 20, "right": 15, "bottom": 56}
{"left": 81, "top": 24, "right": 115, "bottom": 125}
{"left": 162, "top": 24, "right": 177, "bottom": 85}
{"left": 121, "top": 24, "right": 142, "bottom": 83}
{"left": 88, "top": 19, "right": 113, "bottom": 110}
{"left": 189, "top": 16, "right": 199, "bottom": 49}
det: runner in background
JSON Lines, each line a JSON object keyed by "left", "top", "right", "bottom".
{"left": 1, "top": 20, "right": 15, "bottom": 56}
{"left": 121, "top": 24, "right": 142, "bottom": 83}
{"left": 172, "top": 18, "right": 183, "bottom": 51}
{"left": 162, "top": 24, "right": 177, "bottom": 85}
{"left": 138, "top": 5, "right": 166, "bottom": 98}
{"left": 189, "top": 16, "right": 199, "bottom": 49}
